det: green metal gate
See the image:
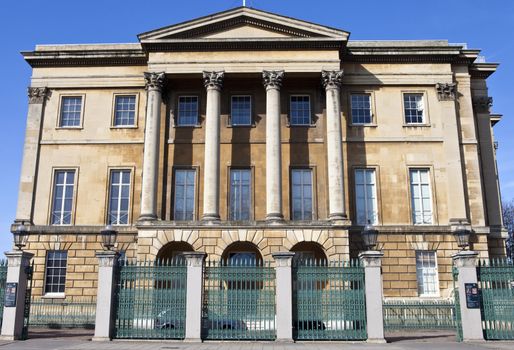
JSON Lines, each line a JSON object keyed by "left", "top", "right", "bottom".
{"left": 202, "top": 260, "right": 276, "bottom": 340}
{"left": 478, "top": 259, "right": 514, "bottom": 340}
{"left": 383, "top": 299, "right": 456, "bottom": 330}
{"left": 293, "top": 259, "right": 366, "bottom": 341}
{"left": 113, "top": 259, "right": 187, "bottom": 339}
{"left": 0, "top": 260, "right": 7, "bottom": 328}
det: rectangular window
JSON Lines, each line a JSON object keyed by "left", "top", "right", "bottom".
{"left": 114, "top": 95, "right": 136, "bottom": 126}
{"left": 177, "top": 96, "right": 199, "bottom": 126}
{"left": 44, "top": 250, "right": 67, "bottom": 294}
{"left": 355, "top": 169, "right": 378, "bottom": 225}
{"left": 410, "top": 169, "right": 433, "bottom": 224}
{"left": 51, "top": 170, "right": 75, "bottom": 225}
{"left": 60, "top": 96, "right": 82, "bottom": 127}
{"left": 173, "top": 169, "right": 196, "bottom": 220}
{"left": 108, "top": 170, "right": 131, "bottom": 225}
{"left": 291, "top": 169, "right": 313, "bottom": 220}
{"left": 351, "top": 94, "right": 372, "bottom": 124}
{"left": 404, "top": 93, "right": 425, "bottom": 124}
{"left": 231, "top": 95, "right": 252, "bottom": 126}
{"left": 416, "top": 251, "right": 439, "bottom": 297}
{"left": 229, "top": 169, "right": 251, "bottom": 220}
{"left": 290, "top": 95, "right": 311, "bottom": 125}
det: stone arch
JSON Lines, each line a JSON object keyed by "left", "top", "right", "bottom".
{"left": 154, "top": 229, "right": 201, "bottom": 255}
{"left": 214, "top": 230, "right": 265, "bottom": 259}
{"left": 157, "top": 241, "right": 194, "bottom": 261}
{"left": 283, "top": 229, "right": 334, "bottom": 254}
{"left": 221, "top": 241, "right": 263, "bottom": 265}
{"left": 290, "top": 241, "right": 327, "bottom": 262}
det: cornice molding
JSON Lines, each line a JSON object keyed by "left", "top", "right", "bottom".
{"left": 22, "top": 49, "right": 147, "bottom": 68}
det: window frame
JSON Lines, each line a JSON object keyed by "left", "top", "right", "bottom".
{"left": 288, "top": 94, "right": 312, "bottom": 127}
{"left": 354, "top": 168, "right": 379, "bottom": 225}
{"left": 111, "top": 93, "right": 139, "bottom": 128}
{"left": 402, "top": 91, "right": 429, "bottom": 126}
{"left": 229, "top": 95, "right": 253, "bottom": 127}
{"left": 408, "top": 167, "right": 434, "bottom": 225}
{"left": 56, "top": 94, "right": 85, "bottom": 129}
{"left": 228, "top": 168, "right": 253, "bottom": 221}
{"left": 172, "top": 168, "right": 197, "bottom": 221}
{"left": 415, "top": 250, "right": 440, "bottom": 297}
{"left": 49, "top": 168, "right": 78, "bottom": 226}
{"left": 349, "top": 92, "right": 376, "bottom": 126}
{"left": 106, "top": 168, "right": 133, "bottom": 226}
{"left": 43, "top": 250, "right": 68, "bottom": 297}
{"left": 175, "top": 95, "right": 200, "bottom": 127}
{"left": 290, "top": 167, "right": 314, "bottom": 221}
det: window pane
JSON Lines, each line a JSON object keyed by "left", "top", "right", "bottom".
{"left": 114, "top": 95, "right": 136, "bottom": 126}
{"left": 231, "top": 96, "right": 252, "bottom": 126}
{"left": 416, "top": 251, "right": 439, "bottom": 296}
{"left": 351, "top": 94, "right": 372, "bottom": 124}
{"left": 354, "top": 169, "right": 378, "bottom": 225}
{"left": 404, "top": 94, "right": 424, "bottom": 124}
{"left": 174, "top": 170, "right": 196, "bottom": 220}
{"left": 177, "top": 96, "right": 198, "bottom": 126}
{"left": 60, "top": 97, "right": 82, "bottom": 127}
{"left": 410, "top": 169, "right": 432, "bottom": 224}
{"left": 291, "top": 169, "right": 312, "bottom": 220}
{"left": 290, "top": 96, "right": 311, "bottom": 125}
{"left": 108, "top": 170, "right": 131, "bottom": 225}
{"left": 44, "top": 250, "right": 68, "bottom": 294}
{"left": 51, "top": 170, "right": 75, "bottom": 225}
{"left": 230, "top": 169, "right": 251, "bottom": 220}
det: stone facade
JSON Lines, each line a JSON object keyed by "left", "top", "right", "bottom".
{"left": 13, "top": 7, "right": 506, "bottom": 301}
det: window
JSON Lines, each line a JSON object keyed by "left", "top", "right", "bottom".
{"left": 44, "top": 250, "right": 67, "bottom": 295}
{"left": 231, "top": 95, "right": 252, "bottom": 126}
{"left": 173, "top": 169, "right": 196, "bottom": 220}
{"left": 355, "top": 169, "right": 378, "bottom": 225}
{"left": 228, "top": 252, "right": 257, "bottom": 266}
{"left": 404, "top": 93, "right": 425, "bottom": 124}
{"left": 177, "top": 96, "right": 199, "bottom": 126}
{"left": 108, "top": 170, "right": 131, "bottom": 225}
{"left": 351, "top": 94, "right": 372, "bottom": 124}
{"left": 59, "top": 96, "right": 82, "bottom": 127}
{"left": 410, "top": 169, "right": 433, "bottom": 224}
{"left": 291, "top": 169, "right": 313, "bottom": 220}
{"left": 290, "top": 95, "right": 311, "bottom": 125}
{"left": 229, "top": 169, "right": 251, "bottom": 220}
{"left": 51, "top": 170, "right": 75, "bottom": 225}
{"left": 416, "top": 251, "right": 439, "bottom": 297}
{"left": 114, "top": 95, "right": 136, "bottom": 126}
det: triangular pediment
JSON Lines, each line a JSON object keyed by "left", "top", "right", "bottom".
{"left": 138, "top": 7, "right": 349, "bottom": 42}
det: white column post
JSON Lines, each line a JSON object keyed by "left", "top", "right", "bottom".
{"left": 0, "top": 251, "right": 34, "bottom": 340}
{"left": 272, "top": 252, "right": 294, "bottom": 342}
{"left": 452, "top": 251, "right": 484, "bottom": 341}
{"left": 202, "top": 71, "right": 224, "bottom": 222}
{"left": 358, "top": 250, "right": 386, "bottom": 343}
{"left": 139, "top": 72, "right": 166, "bottom": 221}
{"left": 183, "top": 252, "right": 207, "bottom": 342}
{"left": 322, "top": 70, "right": 347, "bottom": 221}
{"left": 15, "top": 87, "right": 49, "bottom": 224}
{"left": 263, "top": 70, "right": 285, "bottom": 222}
{"left": 92, "top": 251, "right": 118, "bottom": 341}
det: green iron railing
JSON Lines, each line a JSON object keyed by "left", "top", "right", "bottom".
{"left": 383, "top": 299, "right": 456, "bottom": 330}
{"left": 113, "top": 259, "right": 187, "bottom": 339}
{"left": 453, "top": 266, "right": 463, "bottom": 342}
{"left": 478, "top": 259, "right": 514, "bottom": 340}
{"left": 29, "top": 297, "right": 96, "bottom": 328}
{"left": 0, "top": 260, "right": 8, "bottom": 328}
{"left": 293, "top": 259, "right": 366, "bottom": 341}
{"left": 203, "top": 259, "right": 276, "bottom": 340}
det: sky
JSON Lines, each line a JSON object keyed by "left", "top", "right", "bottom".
{"left": 0, "top": 0, "right": 513, "bottom": 252}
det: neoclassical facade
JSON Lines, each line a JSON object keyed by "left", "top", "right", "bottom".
{"left": 15, "top": 7, "right": 506, "bottom": 300}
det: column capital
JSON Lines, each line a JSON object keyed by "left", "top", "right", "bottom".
{"left": 436, "top": 82, "right": 457, "bottom": 101}
{"left": 144, "top": 72, "right": 166, "bottom": 91}
{"left": 27, "top": 87, "right": 50, "bottom": 104}
{"left": 472, "top": 96, "right": 492, "bottom": 113}
{"left": 95, "top": 251, "right": 119, "bottom": 267}
{"left": 4, "top": 251, "right": 34, "bottom": 267}
{"left": 321, "top": 70, "right": 344, "bottom": 90}
{"left": 262, "top": 70, "right": 284, "bottom": 90}
{"left": 182, "top": 252, "right": 207, "bottom": 267}
{"left": 452, "top": 250, "right": 478, "bottom": 268}
{"left": 358, "top": 250, "right": 384, "bottom": 268}
{"left": 203, "top": 71, "right": 224, "bottom": 90}
{"left": 272, "top": 252, "right": 295, "bottom": 267}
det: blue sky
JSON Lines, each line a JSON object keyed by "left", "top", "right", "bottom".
{"left": 1, "top": 0, "right": 513, "bottom": 252}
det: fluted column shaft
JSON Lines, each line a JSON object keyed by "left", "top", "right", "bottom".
{"left": 202, "top": 71, "right": 224, "bottom": 221}
{"left": 322, "top": 70, "right": 346, "bottom": 220}
{"left": 139, "top": 72, "right": 165, "bottom": 220}
{"left": 263, "top": 71, "right": 285, "bottom": 221}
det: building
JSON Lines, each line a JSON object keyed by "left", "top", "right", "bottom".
{"left": 15, "top": 7, "right": 506, "bottom": 302}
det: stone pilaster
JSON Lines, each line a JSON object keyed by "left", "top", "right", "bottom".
{"left": 183, "top": 252, "right": 206, "bottom": 342}
{"left": 92, "top": 251, "right": 118, "bottom": 341}
{"left": 263, "top": 70, "right": 284, "bottom": 222}
{"left": 272, "top": 252, "right": 295, "bottom": 342}
{"left": 139, "top": 72, "right": 166, "bottom": 221}
{"left": 321, "top": 70, "right": 346, "bottom": 221}
{"left": 202, "top": 71, "right": 224, "bottom": 222}
{"left": 15, "top": 87, "right": 50, "bottom": 224}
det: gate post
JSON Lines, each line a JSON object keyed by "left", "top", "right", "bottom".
{"left": 0, "top": 250, "right": 33, "bottom": 340}
{"left": 358, "top": 251, "right": 386, "bottom": 343}
{"left": 92, "top": 251, "right": 118, "bottom": 341}
{"left": 183, "top": 252, "right": 206, "bottom": 342}
{"left": 452, "top": 251, "right": 484, "bottom": 341}
{"left": 272, "top": 252, "right": 295, "bottom": 342}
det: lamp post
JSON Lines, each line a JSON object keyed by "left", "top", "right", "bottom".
{"left": 12, "top": 223, "right": 29, "bottom": 251}
{"left": 100, "top": 225, "right": 117, "bottom": 251}
{"left": 361, "top": 221, "right": 379, "bottom": 251}
{"left": 453, "top": 221, "right": 471, "bottom": 251}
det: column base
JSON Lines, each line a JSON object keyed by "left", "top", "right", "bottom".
{"left": 92, "top": 336, "right": 112, "bottom": 342}
{"left": 0, "top": 335, "right": 15, "bottom": 341}
{"left": 367, "top": 338, "right": 387, "bottom": 344}
{"left": 201, "top": 214, "right": 220, "bottom": 223}
{"left": 266, "top": 213, "right": 284, "bottom": 224}
{"left": 138, "top": 214, "right": 158, "bottom": 221}
{"left": 183, "top": 338, "right": 203, "bottom": 343}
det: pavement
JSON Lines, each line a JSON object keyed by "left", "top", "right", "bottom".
{"left": 0, "top": 329, "right": 512, "bottom": 350}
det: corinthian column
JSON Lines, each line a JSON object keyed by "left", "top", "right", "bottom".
{"left": 139, "top": 72, "right": 165, "bottom": 221}
{"left": 15, "top": 87, "right": 50, "bottom": 224}
{"left": 263, "top": 70, "right": 285, "bottom": 222}
{"left": 202, "top": 71, "right": 224, "bottom": 222}
{"left": 322, "top": 70, "right": 346, "bottom": 221}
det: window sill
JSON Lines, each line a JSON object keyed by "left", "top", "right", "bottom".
{"left": 55, "top": 127, "right": 83, "bottom": 130}
{"left": 110, "top": 126, "right": 138, "bottom": 130}
{"left": 286, "top": 124, "right": 316, "bottom": 128}
{"left": 403, "top": 124, "right": 431, "bottom": 128}
{"left": 418, "top": 294, "right": 441, "bottom": 298}
{"left": 227, "top": 124, "right": 256, "bottom": 128}
{"left": 172, "top": 125, "right": 202, "bottom": 129}
{"left": 42, "top": 293, "right": 66, "bottom": 299}
{"left": 350, "top": 123, "right": 378, "bottom": 128}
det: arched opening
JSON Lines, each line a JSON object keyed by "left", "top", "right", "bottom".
{"left": 290, "top": 241, "right": 327, "bottom": 265}
{"left": 221, "top": 241, "right": 263, "bottom": 266}
{"left": 157, "top": 241, "right": 194, "bottom": 263}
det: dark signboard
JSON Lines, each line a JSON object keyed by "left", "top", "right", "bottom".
{"left": 4, "top": 282, "right": 17, "bottom": 307}
{"left": 465, "top": 283, "right": 480, "bottom": 309}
